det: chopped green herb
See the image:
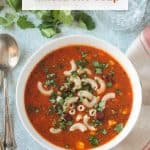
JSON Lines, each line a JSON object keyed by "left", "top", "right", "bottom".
{"left": 115, "top": 89, "right": 122, "bottom": 95}
{"left": 61, "top": 92, "right": 68, "bottom": 99}
{"left": 45, "top": 79, "right": 56, "bottom": 86}
{"left": 59, "top": 119, "right": 66, "bottom": 130}
{"left": 106, "top": 81, "right": 113, "bottom": 88}
{"left": 82, "top": 83, "right": 93, "bottom": 92}
{"left": 51, "top": 92, "right": 57, "bottom": 99}
{"left": 47, "top": 106, "right": 56, "bottom": 115}
{"left": 88, "top": 135, "right": 99, "bottom": 146}
{"left": 93, "top": 61, "right": 109, "bottom": 69}
{"left": 93, "top": 61, "right": 109, "bottom": 74}
{"left": 71, "top": 71, "right": 78, "bottom": 77}
{"left": 95, "top": 68, "right": 102, "bottom": 74}
{"left": 114, "top": 123, "right": 124, "bottom": 133}
{"left": 97, "top": 101, "right": 106, "bottom": 112}
{"left": 57, "top": 98, "right": 64, "bottom": 105}
{"left": 68, "top": 93, "right": 74, "bottom": 97}
{"left": 108, "top": 70, "right": 115, "bottom": 77}
{"left": 49, "top": 98, "right": 56, "bottom": 104}
{"left": 93, "top": 61, "right": 101, "bottom": 68}
{"left": 79, "top": 97, "right": 84, "bottom": 102}
{"left": 80, "top": 73, "right": 88, "bottom": 79}
{"left": 92, "top": 119, "right": 102, "bottom": 127}
{"left": 47, "top": 73, "right": 56, "bottom": 78}
{"left": 66, "top": 77, "right": 71, "bottom": 83}
{"left": 59, "top": 118, "right": 74, "bottom": 130}
{"left": 76, "top": 59, "right": 88, "bottom": 69}
{"left": 101, "top": 129, "right": 107, "bottom": 135}
{"left": 55, "top": 105, "right": 64, "bottom": 115}
{"left": 66, "top": 121, "right": 73, "bottom": 126}
{"left": 81, "top": 51, "right": 88, "bottom": 58}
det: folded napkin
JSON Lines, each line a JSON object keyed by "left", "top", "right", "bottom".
{"left": 113, "top": 26, "right": 150, "bottom": 150}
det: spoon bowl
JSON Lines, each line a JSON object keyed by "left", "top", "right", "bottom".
{"left": 0, "top": 34, "right": 19, "bottom": 70}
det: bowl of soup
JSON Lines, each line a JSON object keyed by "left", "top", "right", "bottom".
{"left": 16, "top": 35, "right": 142, "bottom": 150}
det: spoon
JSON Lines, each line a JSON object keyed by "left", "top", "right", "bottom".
{"left": 0, "top": 34, "right": 20, "bottom": 150}
{"left": 0, "top": 138, "right": 4, "bottom": 150}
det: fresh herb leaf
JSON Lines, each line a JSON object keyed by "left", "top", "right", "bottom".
{"left": 66, "top": 120, "right": 73, "bottom": 126}
{"left": 55, "top": 105, "right": 64, "bottom": 115}
{"left": 49, "top": 92, "right": 57, "bottom": 104}
{"left": 108, "top": 70, "right": 115, "bottom": 77}
{"left": 45, "top": 79, "right": 56, "bottom": 86}
{"left": 93, "top": 61, "right": 109, "bottom": 74}
{"left": 93, "top": 61, "right": 101, "bottom": 68}
{"left": 0, "top": 13, "right": 15, "bottom": 27}
{"left": 101, "top": 129, "right": 107, "bottom": 135}
{"left": 71, "top": 71, "right": 78, "bottom": 77}
{"left": 47, "top": 106, "right": 56, "bottom": 115}
{"left": 115, "top": 89, "right": 122, "bottom": 95}
{"left": 93, "top": 61, "right": 109, "bottom": 69}
{"left": 114, "top": 123, "right": 123, "bottom": 133}
{"left": 72, "top": 11, "right": 95, "bottom": 30}
{"left": 76, "top": 59, "right": 88, "bottom": 69}
{"left": 88, "top": 135, "right": 99, "bottom": 146}
{"left": 92, "top": 119, "right": 102, "bottom": 127}
{"left": 17, "top": 16, "right": 35, "bottom": 29}
{"left": 95, "top": 68, "right": 102, "bottom": 74}
{"left": 81, "top": 51, "right": 88, "bottom": 58}
{"left": 52, "top": 10, "right": 73, "bottom": 24}
{"left": 97, "top": 101, "right": 106, "bottom": 112}
{"left": 40, "top": 28, "right": 57, "bottom": 38}
{"left": 80, "top": 73, "right": 88, "bottom": 79}
{"left": 59, "top": 119, "right": 67, "bottom": 130}
{"left": 47, "top": 73, "right": 56, "bottom": 79}
{"left": 6, "top": 0, "right": 22, "bottom": 11}
{"left": 82, "top": 83, "right": 93, "bottom": 92}
{"left": 106, "top": 81, "right": 113, "bottom": 88}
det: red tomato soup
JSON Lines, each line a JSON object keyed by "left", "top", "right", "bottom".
{"left": 25, "top": 45, "right": 132, "bottom": 150}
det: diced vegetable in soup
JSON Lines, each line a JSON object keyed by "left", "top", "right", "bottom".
{"left": 25, "top": 45, "right": 132, "bottom": 150}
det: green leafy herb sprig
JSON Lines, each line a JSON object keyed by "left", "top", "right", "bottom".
{"left": 0, "top": 0, "right": 96, "bottom": 38}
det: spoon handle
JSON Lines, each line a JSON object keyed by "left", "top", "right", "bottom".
{"left": 3, "top": 76, "right": 16, "bottom": 150}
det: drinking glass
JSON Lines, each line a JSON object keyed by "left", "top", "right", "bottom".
{"left": 94, "top": 0, "right": 148, "bottom": 31}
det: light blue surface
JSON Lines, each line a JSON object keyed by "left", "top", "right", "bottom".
{"left": 0, "top": 2, "right": 150, "bottom": 150}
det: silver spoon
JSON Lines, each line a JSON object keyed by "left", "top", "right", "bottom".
{"left": 0, "top": 34, "right": 20, "bottom": 150}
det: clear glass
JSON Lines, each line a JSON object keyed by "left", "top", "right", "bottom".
{"left": 94, "top": 0, "right": 148, "bottom": 31}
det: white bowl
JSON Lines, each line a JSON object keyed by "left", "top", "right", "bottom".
{"left": 16, "top": 35, "right": 142, "bottom": 150}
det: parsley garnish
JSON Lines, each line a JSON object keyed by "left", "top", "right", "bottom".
{"left": 114, "top": 123, "right": 124, "bottom": 133}
{"left": 93, "top": 61, "right": 109, "bottom": 74}
{"left": 17, "top": 16, "right": 35, "bottom": 29}
{"left": 101, "top": 129, "right": 107, "bottom": 135}
{"left": 106, "top": 81, "right": 113, "bottom": 88}
{"left": 88, "top": 135, "right": 99, "bottom": 146}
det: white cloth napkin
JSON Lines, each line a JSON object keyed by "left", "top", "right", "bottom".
{"left": 113, "top": 27, "right": 150, "bottom": 150}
